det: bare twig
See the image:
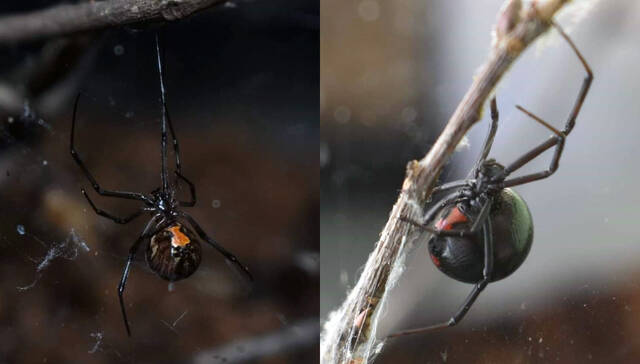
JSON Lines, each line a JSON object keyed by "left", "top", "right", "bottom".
{"left": 320, "top": 1, "right": 575, "bottom": 363}
{"left": 0, "top": 0, "right": 228, "bottom": 45}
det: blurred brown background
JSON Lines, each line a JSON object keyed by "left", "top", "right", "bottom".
{"left": 321, "top": 0, "right": 640, "bottom": 363}
{"left": 0, "top": 0, "right": 318, "bottom": 363}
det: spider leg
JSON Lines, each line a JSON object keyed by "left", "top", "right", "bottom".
{"left": 175, "top": 171, "right": 196, "bottom": 207}
{"left": 431, "top": 179, "right": 474, "bottom": 195}
{"left": 397, "top": 191, "right": 464, "bottom": 234}
{"left": 399, "top": 180, "right": 473, "bottom": 203}
{"left": 70, "top": 93, "right": 152, "bottom": 204}
{"left": 161, "top": 97, "right": 181, "bottom": 173}
{"left": 551, "top": 21, "right": 593, "bottom": 136}
{"left": 422, "top": 191, "right": 465, "bottom": 225}
{"left": 156, "top": 34, "right": 170, "bottom": 195}
{"left": 500, "top": 22, "right": 592, "bottom": 188}
{"left": 81, "top": 189, "right": 146, "bottom": 224}
{"left": 164, "top": 87, "right": 197, "bottom": 206}
{"left": 179, "top": 211, "right": 253, "bottom": 281}
{"left": 501, "top": 110, "right": 564, "bottom": 187}
{"left": 166, "top": 106, "right": 183, "bottom": 188}
{"left": 473, "top": 97, "right": 499, "bottom": 174}
{"left": 118, "top": 215, "right": 164, "bottom": 336}
{"left": 400, "top": 198, "right": 491, "bottom": 237}
{"left": 155, "top": 34, "right": 197, "bottom": 203}
{"left": 388, "top": 218, "right": 494, "bottom": 338}
{"left": 428, "top": 99, "right": 494, "bottom": 193}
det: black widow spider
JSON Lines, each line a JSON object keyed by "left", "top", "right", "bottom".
{"left": 390, "top": 22, "right": 592, "bottom": 338}
{"left": 70, "top": 35, "right": 252, "bottom": 336}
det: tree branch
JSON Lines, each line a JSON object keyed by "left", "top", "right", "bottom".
{"left": 0, "top": 0, "right": 227, "bottom": 45}
{"left": 320, "top": 1, "right": 574, "bottom": 363}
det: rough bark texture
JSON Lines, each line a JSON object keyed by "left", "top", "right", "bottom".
{"left": 0, "top": 0, "right": 226, "bottom": 44}
{"left": 320, "top": 1, "right": 573, "bottom": 363}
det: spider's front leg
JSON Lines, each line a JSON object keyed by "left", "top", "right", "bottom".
{"left": 155, "top": 33, "right": 197, "bottom": 204}
{"left": 499, "top": 22, "right": 592, "bottom": 188}
{"left": 70, "top": 93, "right": 153, "bottom": 205}
{"left": 81, "top": 189, "right": 146, "bottom": 224}
{"left": 175, "top": 171, "right": 196, "bottom": 207}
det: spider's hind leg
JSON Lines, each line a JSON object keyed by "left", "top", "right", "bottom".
{"left": 389, "top": 219, "right": 494, "bottom": 338}
{"left": 118, "top": 215, "right": 164, "bottom": 336}
{"left": 179, "top": 212, "right": 253, "bottom": 282}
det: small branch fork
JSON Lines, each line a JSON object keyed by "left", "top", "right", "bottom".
{"left": 0, "top": 0, "right": 229, "bottom": 45}
{"left": 320, "top": 1, "right": 577, "bottom": 363}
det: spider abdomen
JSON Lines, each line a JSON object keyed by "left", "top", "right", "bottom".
{"left": 146, "top": 223, "right": 202, "bottom": 281}
{"left": 428, "top": 188, "right": 533, "bottom": 284}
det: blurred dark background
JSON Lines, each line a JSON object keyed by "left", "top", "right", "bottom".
{"left": 0, "top": 0, "right": 318, "bottom": 363}
{"left": 321, "top": 0, "right": 640, "bottom": 363}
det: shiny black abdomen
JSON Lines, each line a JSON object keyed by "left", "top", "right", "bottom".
{"left": 428, "top": 188, "right": 533, "bottom": 284}
{"left": 146, "top": 223, "right": 202, "bottom": 282}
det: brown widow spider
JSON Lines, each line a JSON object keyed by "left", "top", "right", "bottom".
{"left": 390, "top": 22, "right": 592, "bottom": 338}
{"left": 70, "top": 35, "right": 252, "bottom": 336}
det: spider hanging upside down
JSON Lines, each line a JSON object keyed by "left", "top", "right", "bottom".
{"left": 390, "top": 21, "right": 592, "bottom": 338}
{"left": 70, "top": 35, "right": 252, "bottom": 336}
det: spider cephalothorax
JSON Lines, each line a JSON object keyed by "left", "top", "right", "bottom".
{"left": 475, "top": 159, "right": 506, "bottom": 187}
{"left": 70, "top": 35, "right": 252, "bottom": 336}
{"left": 392, "top": 22, "right": 592, "bottom": 338}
